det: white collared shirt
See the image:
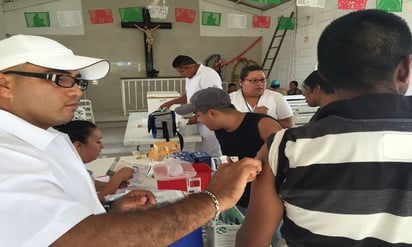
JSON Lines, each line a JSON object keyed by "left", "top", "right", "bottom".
{"left": 230, "top": 89, "right": 293, "bottom": 120}
{"left": 0, "top": 110, "right": 105, "bottom": 246}
{"left": 185, "top": 64, "right": 222, "bottom": 99}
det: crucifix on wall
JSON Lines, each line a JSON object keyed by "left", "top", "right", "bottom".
{"left": 121, "top": 7, "right": 172, "bottom": 77}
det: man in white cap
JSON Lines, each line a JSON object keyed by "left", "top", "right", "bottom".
{"left": 0, "top": 35, "right": 261, "bottom": 246}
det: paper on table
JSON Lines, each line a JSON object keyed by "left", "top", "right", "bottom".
{"left": 130, "top": 164, "right": 152, "bottom": 184}
{"left": 106, "top": 157, "right": 152, "bottom": 184}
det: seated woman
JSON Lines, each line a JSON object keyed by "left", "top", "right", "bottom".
{"left": 54, "top": 120, "right": 140, "bottom": 201}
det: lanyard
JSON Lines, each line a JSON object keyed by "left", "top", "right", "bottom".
{"left": 242, "top": 90, "right": 261, "bottom": 112}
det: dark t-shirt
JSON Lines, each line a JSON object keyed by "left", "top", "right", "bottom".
{"left": 215, "top": 112, "right": 276, "bottom": 208}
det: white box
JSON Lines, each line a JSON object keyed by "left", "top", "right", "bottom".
{"left": 207, "top": 206, "right": 244, "bottom": 247}
{"left": 147, "top": 91, "right": 184, "bottom": 124}
{"left": 147, "top": 91, "right": 181, "bottom": 113}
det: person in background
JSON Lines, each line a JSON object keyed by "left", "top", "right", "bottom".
{"left": 230, "top": 65, "right": 294, "bottom": 128}
{"left": 237, "top": 9, "right": 412, "bottom": 246}
{"left": 227, "top": 82, "right": 238, "bottom": 93}
{"left": 175, "top": 87, "right": 284, "bottom": 246}
{"left": 160, "top": 55, "right": 222, "bottom": 157}
{"left": 269, "top": 80, "right": 287, "bottom": 95}
{"left": 302, "top": 70, "right": 336, "bottom": 109}
{"left": 302, "top": 70, "right": 337, "bottom": 123}
{"left": 54, "top": 120, "right": 138, "bottom": 202}
{"left": 287, "top": 80, "right": 303, "bottom": 95}
{"left": 0, "top": 34, "right": 261, "bottom": 246}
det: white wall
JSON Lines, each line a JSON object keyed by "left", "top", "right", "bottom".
{"left": 0, "top": 4, "right": 5, "bottom": 39}
{"left": 262, "top": 1, "right": 296, "bottom": 89}
{"left": 271, "top": 0, "right": 412, "bottom": 92}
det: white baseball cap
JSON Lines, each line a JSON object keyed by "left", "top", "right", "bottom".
{"left": 0, "top": 34, "right": 110, "bottom": 80}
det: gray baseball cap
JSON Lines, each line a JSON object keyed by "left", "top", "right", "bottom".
{"left": 175, "top": 87, "right": 232, "bottom": 115}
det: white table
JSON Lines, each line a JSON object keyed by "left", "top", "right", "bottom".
{"left": 123, "top": 112, "right": 202, "bottom": 151}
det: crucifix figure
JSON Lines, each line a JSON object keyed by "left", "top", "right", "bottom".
{"left": 134, "top": 24, "right": 160, "bottom": 54}
{"left": 121, "top": 7, "right": 172, "bottom": 77}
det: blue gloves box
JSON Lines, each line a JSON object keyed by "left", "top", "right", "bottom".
{"left": 173, "top": 151, "right": 212, "bottom": 167}
{"left": 190, "top": 151, "right": 212, "bottom": 167}
{"left": 173, "top": 151, "right": 194, "bottom": 162}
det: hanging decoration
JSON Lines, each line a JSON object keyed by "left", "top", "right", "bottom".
{"left": 376, "top": 0, "right": 403, "bottom": 12}
{"left": 57, "top": 11, "right": 83, "bottom": 27}
{"left": 278, "top": 16, "right": 295, "bottom": 30}
{"left": 88, "top": 9, "right": 113, "bottom": 24}
{"left": 175, "top": 8, "right": 196, "bottom": 24}
{"left": 147, "top": 0, "right": 169, "bottom": 19}
{"left": 296, "top": 0, "right": 326, "bottom": 8}
{"left": 24, "top": 12, "right": 50, "bottom": 28}
{"left": 338, "top": 0, "right": 367, "bottom": 10}
{"left": 228, "top": 14, "right": 247, "bottom": 29}
{"left": 119, "top": 7, "right": 143, "bottom": 23}
{"left": 253, "top": 16, "right": 271, "bottom": 28}
{"left": 201, "top": 11, "right": 222, "bottom": 26}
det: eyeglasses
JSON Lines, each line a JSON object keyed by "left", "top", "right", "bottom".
{"left": 244, "top": 78, "right": 267, "bottom": 84}
{"left": 3, "top": 71, "right": 88, "bottom": 90}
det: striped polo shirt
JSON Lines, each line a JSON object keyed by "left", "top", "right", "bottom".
{"left": 268, "top": 93, "right": 412, "bottom": 246}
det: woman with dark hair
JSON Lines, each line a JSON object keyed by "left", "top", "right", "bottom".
{"left": 229, "top": 65, "right": 294, "bottom": 128}
{"left": 54, "top": 120, "right": 149, "bottom": 202}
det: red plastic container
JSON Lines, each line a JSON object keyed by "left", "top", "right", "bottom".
{"left": 156, "top": 163, "right": 211, "bottom": 193}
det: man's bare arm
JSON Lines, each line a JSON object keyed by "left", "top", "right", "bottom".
{"left": 236, "top": 144, "right": 284, "bottom": 247}
{"left": 258, "top": 117, "right": 283, "bottom": 142}
{"left": 278, "top": 116, "right": 294, "bottom": 128}
{"left": 52, "top": 158, "right": 262, "bottom": 247}
{"left": 52, "top": 193, "right": 216, "bottom": 247}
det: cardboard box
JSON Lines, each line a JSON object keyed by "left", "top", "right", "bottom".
{"left": 170, "top": 227, "right": 203, "bottom": 247}
{"left": 207, "top": 206, "right": 244, "bottom": 247}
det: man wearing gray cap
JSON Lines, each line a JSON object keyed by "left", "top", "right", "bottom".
{"left": 176, "top": 87, "right": 282, "bottom": 211}
{"left": 0, "top": 35, "right": 261, "bottom": 246}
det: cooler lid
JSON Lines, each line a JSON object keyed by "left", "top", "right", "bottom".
{"left": 147, "top": 91, "right": 181, "bottom": 98}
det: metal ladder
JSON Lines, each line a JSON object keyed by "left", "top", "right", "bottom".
{"left": 261, "top": 11, "right": 294, "bottom": 78}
